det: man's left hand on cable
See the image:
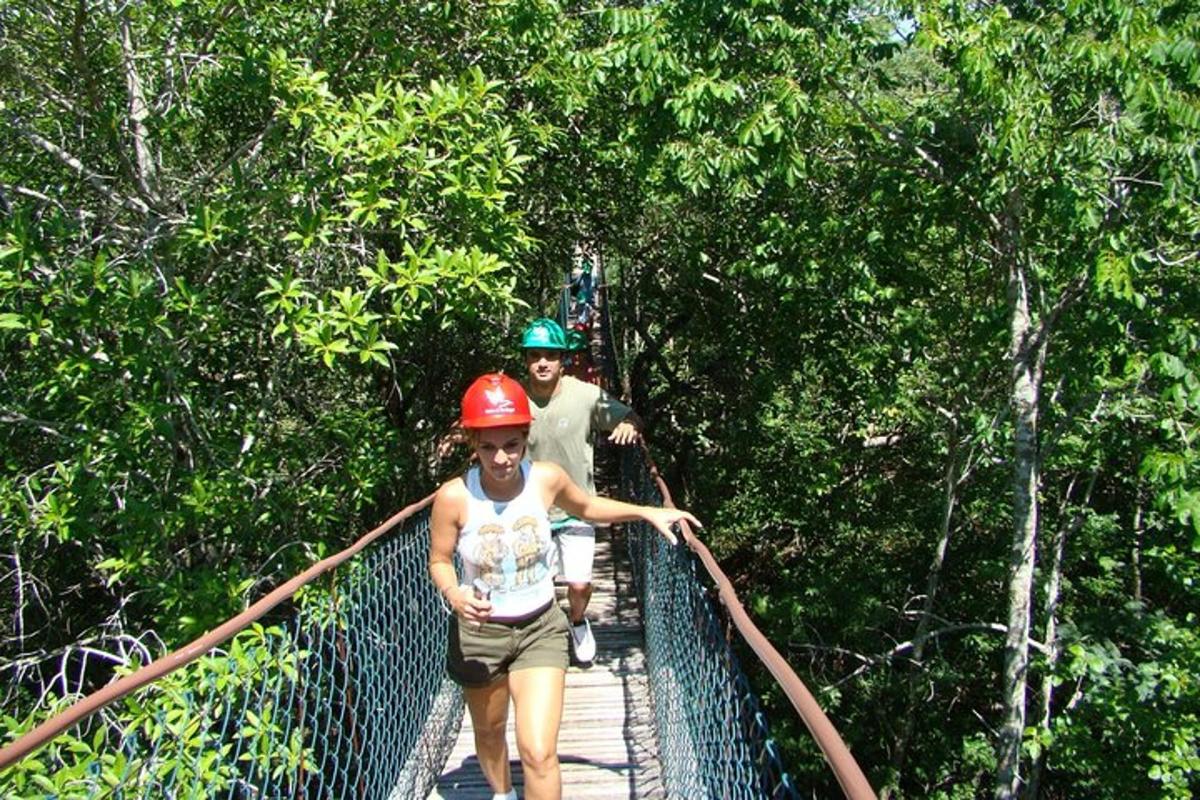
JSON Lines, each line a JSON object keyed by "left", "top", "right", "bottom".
{"left": 607, "top": 420, "right": 640, "bottom": 445}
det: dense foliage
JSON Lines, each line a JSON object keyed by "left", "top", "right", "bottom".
{"left": 2, "top": 0, "right": 1197, "bottom": 797}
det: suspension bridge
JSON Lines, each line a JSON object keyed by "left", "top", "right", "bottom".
{"left": 0, "top": 271, "right": 876, "bottom": 799}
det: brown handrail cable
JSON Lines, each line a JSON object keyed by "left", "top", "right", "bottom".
{"left": 0, "top": 492, "right": 436, "bottom": 773}
{"left": 638, "top": 444, "right": 877, "bottom": 800}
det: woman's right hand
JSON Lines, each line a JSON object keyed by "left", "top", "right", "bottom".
{"left": 451, "top": 584, "right": 493, "bottom": 624}
{"left": 641, "top": 507, "right": 702, "bottom": 545}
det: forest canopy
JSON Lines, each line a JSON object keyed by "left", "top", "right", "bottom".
{"left": 1, "top": 0, "right": 1198, "bottom": 797}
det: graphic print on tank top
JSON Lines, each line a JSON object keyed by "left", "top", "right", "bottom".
{"left": 511, "top": 516, "right": 545, "bottom": 586}
{"left": 472, "top": 517, "right": 548, "bottom": 591}
{"left": 473, "top": 524, "right": 509, "bottom": 587}
{"left": 458, "top": 461, "right": 555, "bottom": 618}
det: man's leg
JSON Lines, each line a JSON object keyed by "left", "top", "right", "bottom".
{"left": 566, "top": 582, "right": 593, "bottom": 626}
{"left": 556, "top": 524, "right": 596, "bottom": 662}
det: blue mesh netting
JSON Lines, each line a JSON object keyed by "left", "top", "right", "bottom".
{"left": 620, "top": 448, "right": 798, "bottom": 800}
{"left": 2, "top": 510, "right": 462, "bottom": 799}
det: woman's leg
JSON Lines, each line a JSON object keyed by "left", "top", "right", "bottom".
{"left": 464, "top": 680, "right": 513, "bottom": 794}
{"left": 507, "top": 666, "right": 566, "bottom": 800}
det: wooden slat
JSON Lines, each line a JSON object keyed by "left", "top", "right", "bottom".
{"left": 431, "top": 529, "right": 665, "bottom": 799}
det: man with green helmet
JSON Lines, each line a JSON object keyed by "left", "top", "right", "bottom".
{"left": 564, "top": 329, "right": 588, "bottom": 353}
{"left": 521, "top": 317, "right": 568, "bottom": 351}
{"left": 520, "top": 317, "right": 641, "bottom": 665}
{"left": 564, "top": 329, "right": 596, "bottom": 384}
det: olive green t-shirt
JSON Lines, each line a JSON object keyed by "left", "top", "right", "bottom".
{"left": 526, "top": 376, "right": 631, "bottom": 525}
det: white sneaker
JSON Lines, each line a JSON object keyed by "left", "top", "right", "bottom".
{"left": 570, "top": 618, "right": 596, "bottom": 664}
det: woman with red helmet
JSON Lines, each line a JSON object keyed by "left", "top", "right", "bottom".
{"left": 430, "top": 373, "right": 699, "bottom": 800}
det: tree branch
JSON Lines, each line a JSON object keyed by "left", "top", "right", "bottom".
{"left": 629, "top": 310, "right": 690, "bottom": 394}
{"left": 818, "top": 621, "right": 1051, "bottom": 690}
{"left": 195, "top": 0, "right": 243, "bottom": 58}
{"left": 0, "top": 183, "right": 61, "bottom": 210}
{"left": 119, "top": 9, "right": 159, "bottom": 201}
{"left": 1, "top": 411, "right": 65, "bottom": 438}
{"left": 6, "top": 114, "right": 149, "bottom": 216}
{"left": 1031, "top": 269, "right": 1089, "bottom": 357}
{"left": 827, "top": 75, "right": 1004, "bottom": 237}
{"left": 178, "top": 117, "right": 278, "bottom": 203}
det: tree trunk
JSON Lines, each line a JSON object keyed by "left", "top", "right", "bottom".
{"left": 1131, "top": 499, "right": 1144, "bottom": 602}
{"left": 996, "top": 252, "right": 1043, "bottom": 800}
{"left": 1026, "top": 468, "right": 1097, "bottom": 798}
{"left": 882, "top": 421, "right": 960, "bottom": 799}
{"left": 119, "top": 10, "right": 158, "bottom": 200}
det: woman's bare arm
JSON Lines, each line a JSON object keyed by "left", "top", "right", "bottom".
{"left": 429, "top": 480, "right": 492, "bottom": 621}
{"left": 538, "top": 462, "right": 701, "bottom": 545}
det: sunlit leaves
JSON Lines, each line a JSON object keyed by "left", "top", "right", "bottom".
{"left": 0, "top": 0, "right": 575, "bottom": 708}
{"left": 267, "top": 58, "right": 534, "bottom": 364}
{"left": 577, "top": 0, "right": 1200, "bottom": 796}
{"left": 182, "top": 205, "right": 229, "bottom": 251}
{"left": 2, "top": 0, "right": 1196, "bottom": 796}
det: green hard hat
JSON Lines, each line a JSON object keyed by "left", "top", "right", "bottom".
{"left": 566, "top": 330, "right": 588, "bottom": 352}
{"left": 520, "top": 317, "right": 567, "bottom": 350}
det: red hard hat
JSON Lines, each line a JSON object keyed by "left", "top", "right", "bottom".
{"left": 460, "top": 373, "right": 533, "bottom": 428}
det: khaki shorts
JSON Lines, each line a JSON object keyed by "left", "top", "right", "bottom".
{"left": 446, "top": 603, "right": 569, "bottom": 688}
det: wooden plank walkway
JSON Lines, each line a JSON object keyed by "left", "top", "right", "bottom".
{"left": 430, "top": 526, "right": 666, "bottom": 799}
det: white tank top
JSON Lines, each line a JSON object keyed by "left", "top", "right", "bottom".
{"left": 456, "top": 460, "right": 555, "bottom": 620}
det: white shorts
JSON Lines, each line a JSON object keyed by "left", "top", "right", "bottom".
{"left": 552, "top": 523, "right": 595, "bottom": 583}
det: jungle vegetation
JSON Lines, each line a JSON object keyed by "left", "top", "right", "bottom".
{"left": 1, "top": 0, "right": 1197, "bottom": 797}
